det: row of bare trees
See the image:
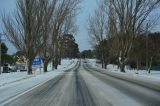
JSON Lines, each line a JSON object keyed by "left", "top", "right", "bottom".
{"left": 129, "top": 33, "right": 160, "bottom": 73}
{"left": 88, "top": 0, "right": 160, "bottom": 72}
{"left": 2, "top": 0, "right": 81, "bottom": 74}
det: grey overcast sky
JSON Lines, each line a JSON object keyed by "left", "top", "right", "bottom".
{"left": 0, "top": 0, "right": 97, "bottom": 54}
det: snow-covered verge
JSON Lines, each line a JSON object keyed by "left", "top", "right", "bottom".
{"left": 87, "top": 59, "right": 160, "bottom": 83}
{"left": 0, "top": 59, "right": 78, "bottom": 105}
{"left": 0, "top": 59, "right": 77, "bottom": 87}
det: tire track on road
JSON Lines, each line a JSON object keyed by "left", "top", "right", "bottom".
{"left": 83, "top": 62, "right": 160, "bottom": 106}
{"left": 4, "top": 61, "right": 80, "bottom": 106}
{"left": 5, "top": 60, "right": 97, "bottom": 106}
{"left": 75, "top": 68, "right": 96, "bottom": 106}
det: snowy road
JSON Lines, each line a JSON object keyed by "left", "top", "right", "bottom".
{"left": 4, "top": 60, "right": 160, "bottom": 106}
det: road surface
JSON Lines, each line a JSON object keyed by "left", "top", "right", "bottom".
{"left": 4, "top": 60, "right": 160, "bottom": 106}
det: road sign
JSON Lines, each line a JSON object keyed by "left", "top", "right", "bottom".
{"left": 32, "top": 58, "right": 41, "bottom": 65}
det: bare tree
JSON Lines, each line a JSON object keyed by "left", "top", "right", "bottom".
{"left": 2, "top": 0, "right": 53, "bottom": 74}
{"left": 51, "top": 0, "right": 81, "bottom": 69}
{"left": 39, "top": 0, "right": 57, "bottom": 72}
{"left": 146, "top": 33, "right": 160, "bottom": 73}
{"left": 88, "top": 2, "right": 109, "bottom": 68}
{"left": 58, "top": 14, "right": 78, "bottom": 65}
{"left": 104, "top": 0, "right": 160, "bottom": 72}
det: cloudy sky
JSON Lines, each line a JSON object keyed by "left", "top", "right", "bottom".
{"left": 0, "top": 0, "right": 97, "bottom": 54}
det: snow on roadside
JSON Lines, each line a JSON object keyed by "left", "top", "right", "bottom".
{"left": 87, "top": 59, "right": 160, "bottom": 83}
{"left": 0, "top": 72, "right": 32, "bottom": 87}
{"left": 0, "top": 59, "right": 77, "bottom": 87}
{"left": 0, "top": 59, "right": 78, "bottom": 104}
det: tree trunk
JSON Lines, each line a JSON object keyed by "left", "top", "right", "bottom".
{"left": 136, "top": 61, "right": 139, "bottom": 71}
{"left": 52, "top": 59, "right": 55, "bottom": 70}
{"left": 104, "top": 62, "right": 107, "bottom": 69}
{"left": 59, "top": 49, "right": 62, "bottom": 65}
{"left": 101, "top": 60, "right": 104, "bottom": 68}
{"left": 148, "top": 57, "right": 153, "bottom": 74}
{"left": 43, "top": 60, "right": 48, "bottom": 72}
{"left": 54, "top": 57, "right": 58, "bottom": 69}
{"left": 27, "top": 59, "right": 32, "bottom": 75}
{"left": 119, "top": 54, "right": 126, "bottom": 72}
{"left": 55, "top": 64, "right": 58, "bottom": 69}
{"left": 104, "top": 58, "right": 108, "bottom": 69}
{"left": 120, "top": 63, "right": 125, "bottom": 72}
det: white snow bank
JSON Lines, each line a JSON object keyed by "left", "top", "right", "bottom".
{"left": 0, "top": 72, "right": 32, "bottom": 87}
{"left": 87, "top": 59, "right": 160, "bottom": 83}
{"left": 0, "top": 59, "right": 77, "bottom": 87}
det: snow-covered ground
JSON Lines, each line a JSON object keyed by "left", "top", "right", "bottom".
{"left": 87, "top": 59, "right": 160, "bottom": 83}
{"left": 0, "top": 59, "right": 77, "bottom": 87}
{"left": 0, "top": 59, "right": 78, "bottom": 105}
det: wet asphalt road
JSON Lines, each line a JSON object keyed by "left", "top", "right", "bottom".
{"left": 4, "top": 61, "right": 160, "bottom": 106}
